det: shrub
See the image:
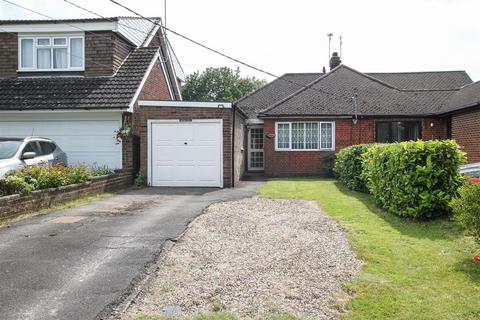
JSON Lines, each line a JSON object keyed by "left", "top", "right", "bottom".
{"left": 0, "top": 176, "right": 33, "bottom": 196}
{"left": 362, "top": 140, "right": 466, "bottom": 219}
{"left": 92, "top": 165, "right": 114, "bottom": 176}
{"left": 334, "top": 144, "right": 372, "bottom": 192}
{"left": 12, "top": 164, "right": 91, "bottom": 190}
{"left": 451, "top": 183, "right": 480, "bottom": 243}
{"left": 134, "top": 172, "right": 145, "bottom": 187}
{"left": 65, "top": 164, "right": 91, "bottom": 184}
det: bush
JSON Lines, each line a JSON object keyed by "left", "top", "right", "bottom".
{"left": 362, "top": 140, "right": 466, "bottom": 219}
{"left": 92, "top": 165, "right": 114, "bottom": 176}
{"left": 451, "top": 183, "right": 480, "bottom": 243}
{"left": 12, "top": 164, "right": 91, "bottom": 190}
{"left": 0, "top": 176, "right": 33, "bottom": 196}
{"left": 334, "top": 144, "right": 372, "bottom": 192}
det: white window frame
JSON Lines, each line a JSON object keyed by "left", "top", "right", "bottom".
{"left": 18, "top": 34, "right": 85, "bottom": 72}
{"left": 275, "top": 121, "right": 335, "bottom": 151}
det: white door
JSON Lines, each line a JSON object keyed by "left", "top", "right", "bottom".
{"left": 248, "top": 126, "right": 264, "bottom": 171}
{"left": 150, "top": 120, "right": 223, "bottom": 187}
{"left": 0, "top": 112, "right": 122, "bottom": 169}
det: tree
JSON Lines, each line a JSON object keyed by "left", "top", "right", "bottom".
{"left": 181, "top": 67, "right": 266, "bottom": 102}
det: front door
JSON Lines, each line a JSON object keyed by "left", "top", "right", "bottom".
{"left": 248, "top": 126, "right": 264, "bottom": 171}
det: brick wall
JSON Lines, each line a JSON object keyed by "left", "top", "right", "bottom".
{"left": 263, "top": 117, "right": 449, "bottom": 177}
{"left": 85, "top": 31, "right": 132, "bottom": 76}
{"left": 452, "top": 108, "right": 480, "bottom": 163}
{"left": 0, "top": 170, "right": 133, "bottom": 220}
{"left": 134, "top": 106, "right": 233, "bottom": 187}
{"left": 0, "top": 33, "right": 18, "bottom": 77}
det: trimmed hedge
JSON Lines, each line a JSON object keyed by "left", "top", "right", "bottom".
{"left": 362, "top": 140, "right": 466, "bottom": 219}
{"left": 334, "top": 144, "right": 372, "bottom": 192}
{"left": 451, "top": 183, "right": 480, "bottom": 243}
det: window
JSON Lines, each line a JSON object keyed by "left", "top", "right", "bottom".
{"left": 375, "top": 121, "right": 421, "bottom": 143}
{"left": 18, "top": 35, "right": 84, "bottom": 71}
{"left": 275, "top": 122, "right": 335, "bottom": 151}
{"left": 39, "top": 141, "right": 56, "bottom": 155}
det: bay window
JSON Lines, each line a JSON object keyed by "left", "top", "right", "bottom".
{"left": 18, "top": 35, "right": 84, "bottom": 71}
{"left": 275, "top": 121, "right": 335, "bottom": 151}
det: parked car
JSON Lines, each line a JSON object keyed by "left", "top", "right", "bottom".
{"left": 0, "top": 137, "right": 67, "bottom": 177}
{"left": 460, "top": 162, "right": 480, "bottom": 183}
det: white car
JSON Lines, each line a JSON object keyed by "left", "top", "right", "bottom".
{"left": 0, "top": 137, "right": 68, "bottom": 177}
{"left": 460, "top": 162, "right": 480, "bottom": 178}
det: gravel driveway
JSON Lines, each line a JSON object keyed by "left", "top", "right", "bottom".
{"left": 124, "top": 197, "right": 361, "bottom": 319}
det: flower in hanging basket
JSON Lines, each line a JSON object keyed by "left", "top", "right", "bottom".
{"left": 473, "top": 256, "right": 480, "bottom": 262}
{"left": 115, "top": 125, "right": 132, "bottom": 144}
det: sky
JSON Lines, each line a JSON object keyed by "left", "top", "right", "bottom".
{"left": 0, "top": 0, "right": 479, "bottom": 82}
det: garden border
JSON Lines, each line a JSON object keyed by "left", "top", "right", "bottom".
{"left": 0, "top": 169, "right": 133, "bottom": 220}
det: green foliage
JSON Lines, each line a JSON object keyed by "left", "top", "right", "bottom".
{"left": 92, "top": 165, "right": 114, "bottom": 176}
{"left": 181, "top": 67, "right": 266, "bottom": 102}
{"left": 0, "top": 176, "right": 33, "bottom": 196}
{"left": 362, "top": 140, "right": 466, "bottom": 219}
{"left": 0, "top": 164, "right": 95, "bottom": 197}
{"left": 134, "top": 172, "right": 145, "bottom": 187}
{"left": 451, "top": 183, "right": 480, "bottom": 243}
{"left": 334, "top": 144, "right": 372, "bottom": 192}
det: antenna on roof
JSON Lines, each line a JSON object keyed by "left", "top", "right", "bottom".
{"left": 164, "top": 0, "right": 167, "bottom": 31}
{"left": 339, "top": 34, "right": 343, "bottom": 60}
{"left": 327, "top": 33, "right": 333, "bottom": 62}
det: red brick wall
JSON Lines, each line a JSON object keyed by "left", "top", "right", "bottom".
{"left": 263, "top": 117, "right": 448, "bottom": 177}
{"left": 452, "top": 109, "right": 480, "bottom": 163}
{"left": 123, "top": 60, "right": 171, "bottom": 171}
{"left": 135, "top": 106, "right": 233, "bottom": 187}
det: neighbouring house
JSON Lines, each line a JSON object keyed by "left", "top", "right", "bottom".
{"left": 0, "top": 17, "right": 242, "bottom": 188}
{"left": 235, "top": 53, "right": 480, "bottom": 177}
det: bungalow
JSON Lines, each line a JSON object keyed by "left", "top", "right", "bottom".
{"left": 235, "top": 53, "right": 480, "bottom": 177}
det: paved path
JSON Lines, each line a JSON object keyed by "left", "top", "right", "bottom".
{"left": 0, "top": 182, "right": 261, "bottom": 320}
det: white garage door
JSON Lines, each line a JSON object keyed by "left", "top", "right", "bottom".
{"left": 150, "top": 120, "right": 223, "bottom": 187}
{"left": 0, "top": 112, "right": 122, "bottom": 169}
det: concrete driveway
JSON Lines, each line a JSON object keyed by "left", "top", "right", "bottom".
{"left": 0, "top": 182, "right": 260, "bottom": 320}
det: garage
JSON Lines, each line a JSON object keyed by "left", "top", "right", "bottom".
{"left": 148, "top": 119, "right": 223, "bottom": 187}
{"left": 0, "top": 112, "right": 122, "bottom": 169}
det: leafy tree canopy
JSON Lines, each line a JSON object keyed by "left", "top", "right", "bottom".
{"left": 181, "top": 67, "right": 266, "bottom": 102}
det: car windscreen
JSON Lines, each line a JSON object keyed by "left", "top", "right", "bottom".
{"left": 0, "top": 140, "right": 23, "bottom": 159}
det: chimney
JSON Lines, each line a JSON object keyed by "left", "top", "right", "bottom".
{"left": 329, "top": 52, "right": 341, "bottom": 70}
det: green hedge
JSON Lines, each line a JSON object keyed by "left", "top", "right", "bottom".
{"left": 451, "top": 183, "right": 480, "bottom": 243}
{"left": 333, "top": 144, "right": 372, "bottom": 192}
{"left": 362, "top": 140, "right": 466, "bottom": 219}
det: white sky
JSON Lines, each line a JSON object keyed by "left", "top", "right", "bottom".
{"left": 1, "top": 0, "right": 479, "bottom": 82}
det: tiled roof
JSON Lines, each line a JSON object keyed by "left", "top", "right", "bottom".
{"left": 0, "top": 47, "right": 158, "bottom": 111}
{"left": 440, "top": 80, "right": 480, "bottom": 114}
{"left": 261, "top": 65, "right": 468, "bottom": 117}
{"left": 234, "top": 73, "right": 322, "bottom": 117}
{"left": 365, "top": 71, "right": 472, "bottom": 90}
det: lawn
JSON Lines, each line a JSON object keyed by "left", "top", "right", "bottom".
{"left": 261, "top": 178, "right": 480, "bottom": 320}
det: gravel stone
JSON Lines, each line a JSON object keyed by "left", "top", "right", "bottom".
{"left": 124, "top": 197, "right": 362, "bottom": 319}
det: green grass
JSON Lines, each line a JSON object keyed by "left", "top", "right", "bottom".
{"left": 260, "top": 178, "right": 480, "bottom": 320}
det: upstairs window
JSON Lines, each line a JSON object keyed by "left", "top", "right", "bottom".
{"left": 19, "top": 35, "right": 84, "bottom": 71}
{"left": 275, "top": 121, "right": 335, "bottom": 151}
{"left": 375, "top": 121, "right": 421, "bottom": 143}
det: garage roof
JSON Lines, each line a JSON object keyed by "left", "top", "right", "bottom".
{"left": 0, "top": 47, "right": 159, "bottom": 111}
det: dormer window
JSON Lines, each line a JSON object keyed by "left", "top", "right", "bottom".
{"left": 18, "top": 35, "right": 84, "bottom": 71}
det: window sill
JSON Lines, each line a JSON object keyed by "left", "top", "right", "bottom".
{"left": 17, "top": 68, "right": 85, "bottom": 72}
